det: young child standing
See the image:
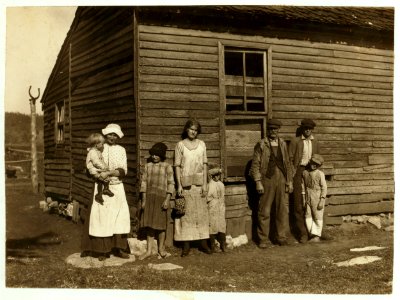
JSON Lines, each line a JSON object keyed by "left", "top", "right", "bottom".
{"left": 86, "top": 133, "right": 114, "bottom": 205}
{"left": 139, "top": 142, "right": 175, "bottom": 260}
{"left": 302, "top": 154, "right": 327, "bottom": 242}
{"left": 207, "top": 168, "right": 227, "bottom": 252}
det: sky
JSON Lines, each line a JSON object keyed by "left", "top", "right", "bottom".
{"left": 4, "top": 6, "right": 76, "bottom": 115}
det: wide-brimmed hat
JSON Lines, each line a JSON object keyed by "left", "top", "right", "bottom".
{"left": 267, "top": 119, "right": 282, "bottom": 129}
{"left": 102, "top": 123, "right": 124, "bottom": 138}
{"left": 301, "top": 119, "right": 316, "bottom": 129}
{"left": 310, "top": 154, "right": 324, "bottom": 166}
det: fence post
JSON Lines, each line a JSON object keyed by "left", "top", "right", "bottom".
{"left": 29, "top": 86, "right": 40, "bottom": 194}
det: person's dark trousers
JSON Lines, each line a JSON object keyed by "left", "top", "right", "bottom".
{"left": 293, "top": 165, "right": 308, "bottom": 241}
{"left": 257, "top": 168, "right": 289, "bottom": 244}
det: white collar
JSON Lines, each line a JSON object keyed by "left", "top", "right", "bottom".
{"left": 301, "top": 135, "right": 314, "bottom": 140}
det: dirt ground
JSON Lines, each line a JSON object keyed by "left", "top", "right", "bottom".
{"left": 4, "top": 178, "right": 395, "bottom": 295}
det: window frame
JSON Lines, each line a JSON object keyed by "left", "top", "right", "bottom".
{"left": 218, "top": 41, "right": 272, "bottom": 182}
{"left": 55, "top": 100, "right": 65, "bottom": 145}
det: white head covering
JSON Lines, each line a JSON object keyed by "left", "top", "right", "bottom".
{"left": 102, "top": 123, "right": 124, "bottom": 138}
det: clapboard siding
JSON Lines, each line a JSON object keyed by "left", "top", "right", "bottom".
{"left": 69, "top": 8, "right": 136, "bottom": 206}
{"left": 138, "top": 25, "right": 221, "bottom": 169}
{"left": 42, "top": 31, "right": 72, "bottom": 198}
{"left": 42, "top": 8, "right": 138, "bottom": 206}
{"left": 139, "top": 23, "right": 393, "bottom": 227}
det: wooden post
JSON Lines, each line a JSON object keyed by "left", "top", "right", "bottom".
{"left": 29, "top": 86, "right": 40, "bottom": 194}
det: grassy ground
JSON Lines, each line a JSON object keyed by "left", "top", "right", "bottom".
{"left": 5, "top": 178, "right": 394, "bottom": 294}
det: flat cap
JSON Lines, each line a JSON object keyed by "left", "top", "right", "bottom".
{"left": 310, "top": 154, "right": 324, "bottom": 166}
{"left": 267, "top": 119, "right": 282, "bottom": 128}
{"left": 301, "top": 119, "right": 316, "bottom": 128}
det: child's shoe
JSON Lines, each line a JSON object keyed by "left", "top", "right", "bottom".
{"left": 95, "top": 193, "right": 104, "bottom": 205}
{"left": 309, "top": 236, "right": 321, "bottom": 243}
{"left": 102, "top": 189, "right": 114, "bottom": 197}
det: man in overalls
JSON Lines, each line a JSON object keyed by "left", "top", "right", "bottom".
{"left": 249, "top": 119, "right": 293, "bottom": 248}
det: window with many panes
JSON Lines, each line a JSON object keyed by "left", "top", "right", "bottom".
{"left": 55, "top": 101, "right": 65, "bottom": 144}
{"left": 220, "top": 43, "right": 272, "bottom": 180}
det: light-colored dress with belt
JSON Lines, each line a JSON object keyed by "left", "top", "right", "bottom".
{"left": 89, "top": 143, "right": 131, "bottom": 237}
{"left": 174, "top": 139, "right": 209, "bottom": 241}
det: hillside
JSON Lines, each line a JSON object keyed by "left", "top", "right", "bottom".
{"left": 4, "top": 112, "right": 44, "bottom": 151}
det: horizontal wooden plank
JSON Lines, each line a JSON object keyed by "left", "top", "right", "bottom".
{"left": 327, "top": 184, "right": 394, "bottom": 195}
{"left": 273, "top": 52, "right": 393, "bottom": 71}
{"left": 325, "top": 200, "right": 394, "bottom": 216}
{"left": 45, "top": 186, "right": 69, "bottom": 195}
{"left": 71, "top": 90, "right": 134, "bottom": 108}
{"left": 275, "top": 103, "right": 391, "bottom": 116}
{"left": 273, "top": 66, "right": 393, "bottom": 84}
{"left": 273, "top": 74, "right": 392, "bottom": 90}
{"left": 139, "top": 48, "right": 218, "bottom": 62}
{"left": 274, "top": 98, "right": 392, "bottom": 110}
{"left": 141, "top": 108, "right": 220, "bottom": 118}
{"left": 140, "top": 57, "right": 218, "bottom": 70}
{"left": 273, "top": 111, "right": 391, "bottom": 123}
{"left": 140, "top": 99, "right": 219, "bottom": 111}
{"left": 226, "top": 203, "right": 249, "bottom": 211}
{"left": 140, "top": 91, "right": 219, "bottom": 102}
{"left": 273, "top": 82, "right": 392, "bottom": 97}
{"left": 368, "top": 154, "right": 393, "bottom": 165}
{"left": 140, "top": 74, "right": 219, "bottom": 86}
{"left": 362, "top": 164, "right": 393, "bottom": 172}
{"left": 327, "top": 179, "right": 392, "bottom": 188}
{"left": 140, "top": 83, "right": 219, "bottom": 94}
{"left": 140, "top": 125, "right": 218, "bottom": 135}
{"left": 140, "top": 66, "right": 218, "bottom": 78}
{"left": 140, "top": 31, "right": 217, "bottom": 47}
{"left": 332, "top": 161, "right": 368, "bottom": 168}
{"left": 73, "top": 73, "right": 133, "bottom": 97}
{"left": 225, "top": 185, "right": 248, "bottom": 195}
{"left": 273, "top": 60, "right": 393, "bottom": 77}
{"left": 333, "top": 173, "right": 393, "bottom": 181}
{"left": 141, "top": 117, "right": 219, "bottom": 127}
{"left": 140, "top": 40, "right": 218, "bottom": 55}
{"left": 225, "top": 207, "right": 252, "bottom": 219}
{"left": 225, "top": 194, "right": 248, "bottom": 205}
{"left": 327, "top": 193, "right": 394, "bottom": 205}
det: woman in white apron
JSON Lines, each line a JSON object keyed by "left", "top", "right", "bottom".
{"left": 81, "top": 124, "right": 131, "bottom": 261}
{"left": 174, "top": 119, "right": 211, "bottom": 257}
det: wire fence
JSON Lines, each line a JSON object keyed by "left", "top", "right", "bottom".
{"left": 5, "top": 147, "right": 44, "bottom": 181}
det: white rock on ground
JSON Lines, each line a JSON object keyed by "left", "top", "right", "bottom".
{"left": 128, "top": 237, "right": 158, "bottom": 256}
{"left": 384, "top": 225, "right": 394, "bottom": 232}
{"left": 350, "top": 246, "right": 387, "bottom": 252}
{"left": 148, "top": 263, "right": 183, "bottom": 271}
{"left": 367, "top": 216, "right": 382, "bottom": 229}
{"left": 226, "top": 234, "right": 248, "bottom": 249}
{"left": 65, "top": 252, "right": 136, "bottom": 269}
{"left": 333, "top": 256, "right": 382, "bottom": 267}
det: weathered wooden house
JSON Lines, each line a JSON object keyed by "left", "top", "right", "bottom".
{"left": 41, "top": 6, "right": 394, "bottom": 242}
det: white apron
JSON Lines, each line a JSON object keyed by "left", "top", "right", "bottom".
{"left": 89, "top": 182, "right": 130, "bottom": 237}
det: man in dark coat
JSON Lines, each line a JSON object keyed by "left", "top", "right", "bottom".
{"left": 289, "top": 119, "right": 321, "bottom": 243}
